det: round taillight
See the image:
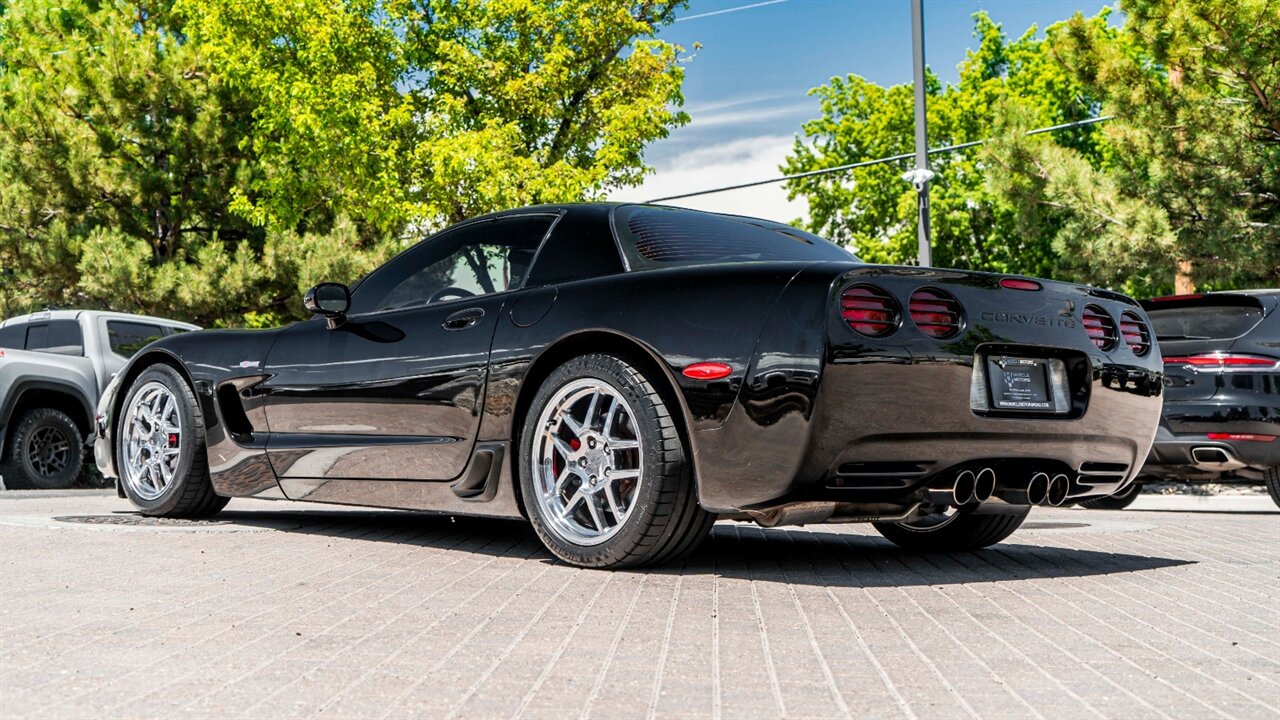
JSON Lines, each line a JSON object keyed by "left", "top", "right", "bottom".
{"left": 841, "top": 285, "right": 899, "bottom": 337}
{"left": 1119, "top": 311, "right": 1151, "bottom": 356}
{"left": 908, "top": 288, "right": 962, "bottom": 338}
{"left": 1082, "top": 305, "right": 1118, "bottom": 351}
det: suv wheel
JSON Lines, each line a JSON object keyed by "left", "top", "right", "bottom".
{"left": 1265, "top": 467, "right": 1280, "bottom": 509}
{"left": 3, "top": 408, "right": 84, "bottom": 489}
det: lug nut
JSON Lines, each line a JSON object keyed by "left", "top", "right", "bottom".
{"left": 578, "top": 457, "right": 588, "bottom": 468}
{"left": 588, "top": 438, "right": 597, "bottom": 449}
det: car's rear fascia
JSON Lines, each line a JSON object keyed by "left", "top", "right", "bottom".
{"left": 690, "top": 264, "right": 1163, "bottom": 514}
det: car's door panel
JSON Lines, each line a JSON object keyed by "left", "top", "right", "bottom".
{"left": 261, "top": 298, "right": 507, "bottom": 481}
{"left": 258, "top": 213, "right": 558, "bottom": 484}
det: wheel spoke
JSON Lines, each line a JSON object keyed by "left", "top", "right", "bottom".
{"left": 604, "top": 483, "right": 624, "bottom": 519}
{"left": 583, "top": 493, "right": 606, "bottom": 531}
{"left": 602, "top": 396, "right": 619, "bottom": 437}
{"left": 608, "top": 439, "right": 639, "bottom": 450}
{"left": 559, "top": 490, "right": 584, "bottom": 519}
{"left": 550, "top": 433, "right": 576, "bottom": 460}
{"left": 560, "top": 413, "right": 584, "bottom": 438}
{"left": 553, "top": 468, "right": 574, "bottom": 495}
{"left": 609, "top": 469, "right": 640, "bottom": 481}
{"left": 584, "top": 390, "right": 601, "bottom": 431}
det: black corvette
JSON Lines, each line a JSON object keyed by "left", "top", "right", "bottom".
{"left": 95, "top": 204, "right": 1163, "bottom": 568}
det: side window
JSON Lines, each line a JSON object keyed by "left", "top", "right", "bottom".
{"left": 351, "top": 215, "right": 555, "bottom": 315}
{"left": 0, "top": 323, "right": 26, "bottom": 349}
{"left": 25, "top": 320, "right": 84, "bottom": 356}
{"left": 108, "top": 321, "right": 165, "bottom": 358}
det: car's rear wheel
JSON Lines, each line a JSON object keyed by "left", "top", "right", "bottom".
{"left": 519, "top": 353, "right": 714, "bottom": 568}
{"left": 872, "top": 505, "right": 1029, "bottom": 551}
{"left": 1265, "top": 467, "right": 1280, "bottom": 509}
{"left": 1080, "top": 480, "right": 1143, "bottom": 510}
{"left": 3, "top": 408, "right": 84, "bottom": 489}
{"left": 118, "top": 364, "right": 228, "bottom": 518}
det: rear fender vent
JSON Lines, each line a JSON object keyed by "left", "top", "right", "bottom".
{"left": 908, "top": 287, "right": 963, "bottom": 338}
{"left": 841, "top": 285, "right": 900, "bottom": 337}
{"left": 1082, "top": 305, "right": 1118, "bottom": 351}
{"left": 1119, "top": 311, "right": 1151, "bottom": 356}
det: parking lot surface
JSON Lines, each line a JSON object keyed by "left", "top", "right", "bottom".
{"left": 1, "top": 490, "right": 1277, "bottom": 719}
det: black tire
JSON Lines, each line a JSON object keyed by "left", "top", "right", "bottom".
{"left": 873, "top": 505, "right": 1030, "bottom": 552}
{"left": 519, "top": 353, "right": 714, "bottom": 569}
{"left": 117, "top": 364, "right": 228, "bottom": 518}
{"left": 1265, "top": 467, "right": 1280, "bottom": 509}
{"left": 2, "top": 408, "right": 84, "bottom": 489}
{"left": 1080, "top": 480, "right": 1143, "bottom": 510}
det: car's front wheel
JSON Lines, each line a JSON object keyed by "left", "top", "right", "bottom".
{"left": 873, "top": 505, "right": 1029, "bottom": 552}
{"left": 519, "top": 353, "right": 714, "bottom": 568}
{"left": 1080, "top": 480, "right": 1143, "bottom": 510}
{"left": 117, "top": 364, "right": 227, "bottom": 518}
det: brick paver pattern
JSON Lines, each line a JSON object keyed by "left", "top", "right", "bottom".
{"left": 1, "top": 492, "right": 1277, "bottom": 719}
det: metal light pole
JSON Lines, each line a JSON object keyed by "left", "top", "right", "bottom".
{"left": 904, "top": 0, "right": 934, "bottom": 267}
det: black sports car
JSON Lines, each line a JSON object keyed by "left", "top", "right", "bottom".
{"left": 1083, "top": 290, "right": 1279, "bottom": 509}
{"left": 95, "top": 204, "right": 1163, "bottom": 568}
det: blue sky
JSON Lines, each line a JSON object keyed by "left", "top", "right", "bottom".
{"left": 610, "top": 0, "right": 1113, "bottom": 222}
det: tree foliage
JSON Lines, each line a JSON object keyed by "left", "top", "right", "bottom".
{"left": 181, "top": 0, "right": 690, "bottom": 229}
{"left": 0, "top": 0, "right": 689, "bottom": 324}
{"left": 986, "top": 0, "right": 1279, "bottom": 293}
{"left": 786, "top": 3, "right": 1278, "bottom": 293}
{"left": 783, "top": 13, "right": 1106, "bottom": 279}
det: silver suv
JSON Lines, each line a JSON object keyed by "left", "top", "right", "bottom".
{"left": 0, "top": 310, "right": 198, "bottom": 488}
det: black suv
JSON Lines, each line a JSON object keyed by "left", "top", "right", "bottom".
{"left": 1084, "top": 290, "right": 1280, "bottom": 509}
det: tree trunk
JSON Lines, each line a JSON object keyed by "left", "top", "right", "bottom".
{"left": 1175, "top": 259, "right": 1195, "bottom": 294}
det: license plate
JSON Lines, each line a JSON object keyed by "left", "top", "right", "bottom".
{"left": 986, "top": 356, "right": 1054, "bottom": 411}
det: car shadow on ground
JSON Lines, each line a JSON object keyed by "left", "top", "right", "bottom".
{"left": 193, "top": 508, "right": 1192, "bottom": 588}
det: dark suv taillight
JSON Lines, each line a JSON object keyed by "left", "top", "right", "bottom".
{"left": 1082, "top": 305, "right": 1118, "bottom": 350}
{"left": 841, "top": 285, "right": 899, "bottom": 337}
{"left": 908, "top": 288, "right": 962, "bottom": 338}
{"left": 1119, "top": 311, "right": 1151, "bottom": 356}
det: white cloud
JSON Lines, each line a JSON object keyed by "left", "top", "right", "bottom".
{"left": 610, "top": 134, "right": 808, "bottom": 226}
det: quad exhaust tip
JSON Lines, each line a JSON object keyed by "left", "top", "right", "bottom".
{"left": 974, "top": 468, "right": 996, "bottom": 504}
{"left": 952, "top": 470, "right": 977, "bottom": 506}
{"left": 1047, "top": 473, "right": 1070, "bottom": 506}
{"left": 952, "top": 467, "right": 996, "bottom": 506}
{"left": 1027, "top": 472, "right": 1049, "bottom": 506}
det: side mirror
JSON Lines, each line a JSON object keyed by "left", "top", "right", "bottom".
{"left": 304, "top": 283, "right": 350, "bottom": 329}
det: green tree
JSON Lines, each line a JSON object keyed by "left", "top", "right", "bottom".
{"left": 986, "top": 0, "right": 1280, "bottom": 294}
{"left": 783, "top": 13, "right": 1107, "bottom": 278}
{"left": 180, "top": 0, "right": 691, "bottom": 228}
{"left": 0, "top": 0, "right": 690, "bottom": 324}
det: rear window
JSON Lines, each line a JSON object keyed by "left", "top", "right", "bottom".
{"left": 108, "top": 321, "right": 165, "bottom": 358}
{"left": 24, "top": 320, "right": 84, "bottom": 356}
{"left": 0, "top": 323, "right": 25, "bottom": 349}
{"left": 614, "top": 206, "right": 855, "bottom": 271}
{"left": 1144, "top": 299, "right": 1264, "bottom": 341}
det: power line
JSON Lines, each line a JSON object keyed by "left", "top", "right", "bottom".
{"left": 644, "top": 115, "right": 1112, "bottom": 204}
{"left": 675, "top": 0, "right": 788, "bottom": 22}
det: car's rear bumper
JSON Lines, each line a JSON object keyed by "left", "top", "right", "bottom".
{"left": 694, "top": 347, "right": 1163, "bottom": 513}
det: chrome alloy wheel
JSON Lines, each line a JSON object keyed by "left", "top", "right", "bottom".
{"left": 121, "top": 382, "right": 183, "bottom": 501}
{"left": 532, "top": 379, "right": 643, "bottom": 546}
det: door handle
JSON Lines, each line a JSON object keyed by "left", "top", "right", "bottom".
{"left": 443, "top": 307, "right": 485, "bottom": 331}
